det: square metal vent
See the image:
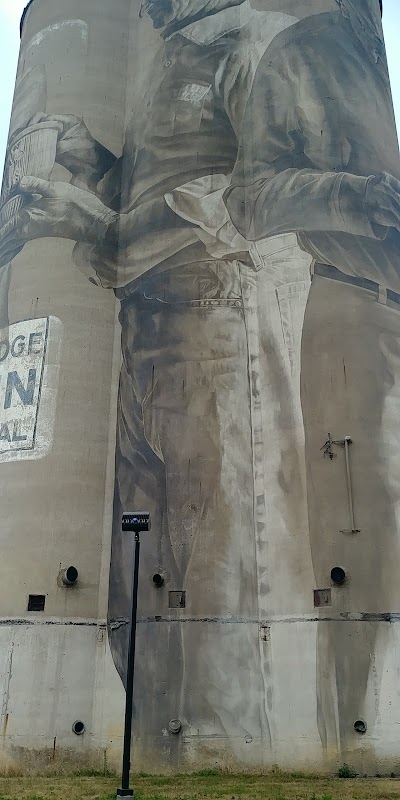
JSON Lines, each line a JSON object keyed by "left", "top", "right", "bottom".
{"left": 313, "top": 589, "right": 332, "bottom": 608}
{"left": 169, "top": 591, "right": 186, "bottom": 609}
{"left": 28, "top": 594, "right": 46, "bottom": 612}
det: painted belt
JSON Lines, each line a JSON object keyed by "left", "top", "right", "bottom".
{"left": 118, "top": 292, "right": 244, "bottom": 309}
{"left": 314, "top": 262, "right": 400, "bottom": 306}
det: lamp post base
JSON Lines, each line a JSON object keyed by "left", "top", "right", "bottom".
{"left": 116, "top": 789, "right": 134, "bottom": 797}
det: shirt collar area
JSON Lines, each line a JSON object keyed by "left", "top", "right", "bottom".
{"left": 165, "top": 0, "right": 253, "bottom": 45}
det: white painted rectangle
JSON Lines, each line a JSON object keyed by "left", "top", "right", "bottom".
{"left": 0, "top": 317, "right": 62, "bottom": 462}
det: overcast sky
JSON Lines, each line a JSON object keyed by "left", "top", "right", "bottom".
{"left": 0, "top": 0, "right": 399, "bottom": 170}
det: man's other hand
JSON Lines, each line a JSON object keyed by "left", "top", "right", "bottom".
{"left": 30, "top": 113, "right": 116, "bottom": 188}
{"left": 366, "top": 172, "right": 400, "bottom": 235}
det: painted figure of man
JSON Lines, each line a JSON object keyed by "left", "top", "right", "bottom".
{"left": 0, "top": 0, "right": 296, "bottom": 763}
{"left": 224, "top": 0, "right": 400, "bottom": 762}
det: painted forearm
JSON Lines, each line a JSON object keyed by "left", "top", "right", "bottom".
{"left": 225, "top": 168, "right": 378, "bottom": 242}
{"left": 117, "top": 196, "right": 193, "bottom": 247}
{"left": 74, "top": 224, "right": 200, "bottom": 289}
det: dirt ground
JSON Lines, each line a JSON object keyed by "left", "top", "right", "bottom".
{"left": 1, "top": 772, "right": 400, "bottom": 800}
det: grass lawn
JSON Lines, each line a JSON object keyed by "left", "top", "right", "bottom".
{"left": 1, "top": 772, "right": 400, "bottom": 800}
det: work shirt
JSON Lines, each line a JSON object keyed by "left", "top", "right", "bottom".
{"left": 74, "top": 3, "right": 296, "bottom": 290}
{"left": 224, "top": 11, "right": 400, "bottom": 292}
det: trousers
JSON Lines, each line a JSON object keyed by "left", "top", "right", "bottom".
{"left": 107, "top": 259, "right": 270, "bottom": 767}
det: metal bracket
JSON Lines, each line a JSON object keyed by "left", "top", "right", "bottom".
{"left": 322, "top": 434, "right": 360, "bottom": 534}
{"left": 321, "top": 432, "right": 337, "bottom": 460}
{"left": 260, "top": 624, "right": 271, "bottom": 642}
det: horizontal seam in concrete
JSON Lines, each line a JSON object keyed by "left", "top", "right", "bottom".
{"left": 134, "top": 612, "right": 400, "bottom": 624}
{"left": 0, "top": 617, "right": 104, "bottom": 627}
{"left": 0, "top": 613, "right": 398, "bottom": 627}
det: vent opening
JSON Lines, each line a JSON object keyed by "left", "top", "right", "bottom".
{"left": 28, "top": 594, "right": 45, "bottom": 612}
{"left": 331, "top": 566, "right": 346, "bottom": 586}
{"left": 354, "top": 719, "right": 367, "bottom": 734}
{"left": 72, "top": 720, "right": 85, "bottom": 736}
{"left": 62, "top": 566, "right": 79, "bottom": 586}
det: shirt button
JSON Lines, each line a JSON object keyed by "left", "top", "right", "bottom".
{"left": 164, "top": 59, "right": 172, "bottom": 67}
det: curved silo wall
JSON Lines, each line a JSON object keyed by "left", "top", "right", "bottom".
{"left": 0, "top": 0, "right": 130, "bottom": 773}
{"left": 0, "top": 0, "right": 399, "bottom": 776}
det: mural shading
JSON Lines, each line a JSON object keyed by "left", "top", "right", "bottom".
{"left": 0, "top": 0, "right": 399, "bottom": 773}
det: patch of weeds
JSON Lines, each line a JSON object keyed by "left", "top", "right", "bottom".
{"left": 101, "top": 795, "right": 121, "bottom": 800}
{"left": 72, "top": 769, "right": 116, "bottom": 778}
{"left": 24, "top": 796, "right": 45, "bottom": 800}
{"left": 308, "top": 795, "right": 333, "bottom": 800}
{"left": 337, "top": 763, "right": 357, "bottom": 779}
{"left": 191, "top": 769, "right": 223, "bottom": 777}
{"left": 270, "top": 765, "right": 285, "bottom": 777}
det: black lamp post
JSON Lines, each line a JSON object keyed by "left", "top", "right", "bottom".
{"left": 116, "top": 512, "right": 151, "bottom": 799}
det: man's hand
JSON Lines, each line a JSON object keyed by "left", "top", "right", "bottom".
{"left": 30, "top": 113, "right": 116, "bottom": 189}
{"left": 366, "top": 172, "right": 400, "bottom": 235}
{"left": 0, "top": 177, "right": 118, "bottom": 268}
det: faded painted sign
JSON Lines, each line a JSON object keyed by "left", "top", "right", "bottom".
{"left": 0, "top": 317, "right": 61, "bottom": 463}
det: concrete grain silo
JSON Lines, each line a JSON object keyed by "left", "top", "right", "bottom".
{"left": 0, "top": 0, "right": 399, "bottom": 777}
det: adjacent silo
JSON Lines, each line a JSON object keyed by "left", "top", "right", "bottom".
{"left": 0, "top": 0, "right": 130, "bottom": 772}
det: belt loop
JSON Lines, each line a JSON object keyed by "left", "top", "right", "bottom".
{"left": 378, "top": 284, "right": 387, "bottom": 304}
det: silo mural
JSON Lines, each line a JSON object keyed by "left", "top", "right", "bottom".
{"left": 0, "top": 0, "right": 399, "bottom": 775}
